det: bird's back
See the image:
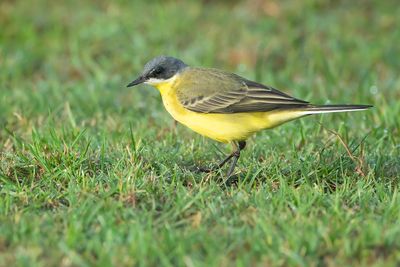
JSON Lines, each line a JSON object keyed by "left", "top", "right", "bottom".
{"left": 175, "top": 67, "right": 309, "bottom": 114}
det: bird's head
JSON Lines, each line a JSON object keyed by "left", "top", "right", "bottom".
{"left": 127, "top": 56, "right": 187, "bottom": 87}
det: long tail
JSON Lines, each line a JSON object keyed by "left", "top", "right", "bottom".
{"left": 265, "top": 104, "right": 372, "bottom": 129}
{"left": 299, "top": 104, "right": 373, "bottom": 115}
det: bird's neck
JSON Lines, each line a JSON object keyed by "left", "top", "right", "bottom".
{"left": 151, "top": 75, "right": 178, "bottom": 96}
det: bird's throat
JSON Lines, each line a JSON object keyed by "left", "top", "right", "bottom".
{"left": 150, "top": 75, "right": 178, "bottom": 95}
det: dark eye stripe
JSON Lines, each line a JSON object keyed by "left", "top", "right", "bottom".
{"left": 151, "top": 67, "right": 164, "bottom": 76}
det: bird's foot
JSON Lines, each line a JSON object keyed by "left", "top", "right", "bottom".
{"left": 193, "top": 165, "right": 219, "bottom": 173}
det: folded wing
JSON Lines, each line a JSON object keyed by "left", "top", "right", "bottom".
{"left": 177, "top": 68, "right": 309, "bottom": 114}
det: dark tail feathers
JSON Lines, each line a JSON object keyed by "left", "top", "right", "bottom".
{"left": 300, "top": 104, "right": 373, "bottom": 115}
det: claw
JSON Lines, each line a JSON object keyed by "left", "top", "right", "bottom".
{"left": 186, "top": 141, "right": 246, "bottom": 178}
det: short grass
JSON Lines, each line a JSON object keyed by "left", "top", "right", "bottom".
{"left": 1, "top": 0, "right": 400, "bottom": 266}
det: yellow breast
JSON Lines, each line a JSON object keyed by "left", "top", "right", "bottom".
{"left": 153, "top": 77, "right": 304, "bottom": 143}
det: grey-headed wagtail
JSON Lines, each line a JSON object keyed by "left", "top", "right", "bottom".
{"left": 127, "top": 56, "right": 372, "bottom": 177}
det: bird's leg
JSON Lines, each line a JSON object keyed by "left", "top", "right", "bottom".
{"left": 196, "top": 152, "right": 235, "bottom": 173}
{"left": 226, "top": 141, "right": 246, "bottom": 177}
{"left": 196, "top": 141, "right": 246, "bottom": 175}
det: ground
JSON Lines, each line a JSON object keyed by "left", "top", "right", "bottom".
{"left": 0, "top": 0, "right": 399, "bottom": 266}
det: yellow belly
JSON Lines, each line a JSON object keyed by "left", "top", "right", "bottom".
{"left": 155, "top": 81, "right": 305, "bottom": 143}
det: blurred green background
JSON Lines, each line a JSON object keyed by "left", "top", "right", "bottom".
{"left": 1, "top": 0, "right": 399, "bottom": 266}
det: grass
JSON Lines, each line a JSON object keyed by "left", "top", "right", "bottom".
{"left": 1, "top": 0, "right": 400, "bottom": 266}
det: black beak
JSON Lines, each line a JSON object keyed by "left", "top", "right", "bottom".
{"left": 127, "top": 76, "right": 145, "bottom": 87}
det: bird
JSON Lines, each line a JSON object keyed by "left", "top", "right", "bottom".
{"left": 127, "top": 56, "right": 372, "bottom": 177}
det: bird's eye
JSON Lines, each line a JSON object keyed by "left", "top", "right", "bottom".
{"left": 151, "top": 67, "right": 164, "bottom": 77}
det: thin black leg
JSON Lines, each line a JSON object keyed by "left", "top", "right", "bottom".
{"left": 196, "top": 151, "right": 235, "bottom": 173}
{"left": 238, "top": 140, "right": 246, "bottom": 151}
{"left": 195, "top": 141, "right": 246, "bottom": 175}
{"left": 226, "top": 152, "right": 239, "bottom": 177}
{"left": 226, "top": 141, "right": 246, "bottom": 177}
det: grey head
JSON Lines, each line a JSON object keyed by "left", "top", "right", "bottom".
{"left": 127, "top": 56, "right": 188, "bottom": 87}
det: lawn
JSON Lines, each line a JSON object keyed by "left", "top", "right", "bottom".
{"left": 1, "top": 0, "right": 400, "bottom": 266}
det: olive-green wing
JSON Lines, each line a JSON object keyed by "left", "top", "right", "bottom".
{"left": 176, "top": 68, "right": 309, "bottom": 114}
